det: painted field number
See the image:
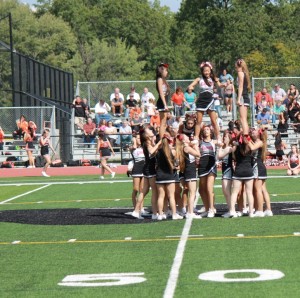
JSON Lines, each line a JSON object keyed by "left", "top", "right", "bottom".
{"left": 58, "top": 272, "right": 146, "bottom": 287}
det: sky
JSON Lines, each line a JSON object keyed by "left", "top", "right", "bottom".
{"left": 21, "top": 0, "right": 182, "bottom": 12}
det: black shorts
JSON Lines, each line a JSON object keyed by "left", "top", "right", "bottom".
{"left": 156, "top": 96, "right": 169, "bottom": 112}
{"left": 41, "top": 146, "right": 49, "bottom": 156}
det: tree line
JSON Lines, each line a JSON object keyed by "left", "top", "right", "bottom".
{"left": 0, "top": 0, "right": 300, "bottom": 99}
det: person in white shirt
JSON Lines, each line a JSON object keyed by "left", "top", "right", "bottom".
{"left": 141, "top": 87, "right": 155, "bottom": 112}
{"left": 126, "top": 86, "right": 140, "bottom": 102}
{"left": 110, "top": 87, "right": 125, "bottom": 102}
{"left": 118, "top": 120, "right": 132, "bottom": 146}
{"left": 94, "top": 99, "right": 112, "bottom": 125}
{"left": 272, "top": 84, "right": 287, "bottom": 102}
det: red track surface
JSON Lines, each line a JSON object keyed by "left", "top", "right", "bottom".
{"left": 0, "top": 165, "right": 128, "bottom": 178}
{"left": 0, "top": 165, "right": 286, "bottom": 178}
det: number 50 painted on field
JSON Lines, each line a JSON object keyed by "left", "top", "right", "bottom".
{"left": 59, "top": 269, "right": 284, "bottom": 287}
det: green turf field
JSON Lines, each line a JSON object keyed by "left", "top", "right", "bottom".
{"left": 0, "top": 171, "right": 299, "bottom": 297}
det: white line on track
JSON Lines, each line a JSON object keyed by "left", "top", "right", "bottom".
{"left": 163, "top": 191, "right": 200, "bottom": 298}
{"left": 0, "top": 175, "right": 297, "bottom": 187}
{"left": 0, "top": 184, "right": 50, "bottom": 204}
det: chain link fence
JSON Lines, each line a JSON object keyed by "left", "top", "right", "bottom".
{"left": 76, "top": 80, "right": 197, "bottom": 107}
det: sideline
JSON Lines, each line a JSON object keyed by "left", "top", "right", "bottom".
{"left": 0, "top": 184, "right": 51, "bottom": 204}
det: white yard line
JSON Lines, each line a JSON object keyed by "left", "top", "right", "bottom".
{"left": 0, "top": 184, "right": 50, "bottom": 204}
{"left": 163, "top": 191, "right": 200, "bottom": 298}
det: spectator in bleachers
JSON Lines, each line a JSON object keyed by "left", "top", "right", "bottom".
{"left": 130, "top": 112, "right": 144, "bottom": 133}
{"left": 287, "top": 83, "right": 299, "bottom": 99}
{"left": 272, "top": 84, "right": 286, "bottom": 103}
{"left": 111, "top": 93, "right": 124, "bottom": 116}
{"left": 277, "top": 111, "right": 289, "bottom": 136}
{"left": 129, "top": 105, "right": 142, "bottom": 120}
{"left": 257, "top": 96, "right": 271, "bottom": 113}
{"left": 0, "top": 126, "right": 4, "bottom": 152}
{"left": 104, "top": 120, "right": 118, "bottom": 147}
{"left": 287, "top": 144, "right": 300, "bottom": 176}
{"left": 72, "top": 96, "right": 87, "bottom": 130}
{"left": 291, "top": 112, "right": 300, "bottom": 133}
{"left": 166, "top": 111, "right": 175, "bottom": 127}
{"left": 126, "top": 86, "right": 140, "bottom": 102}
{"left": 83, "top": 117, "right": 96, "bottom": 146}
{"left": 94, "top": 98, "right": 112, "bottom": 126}
{"left": 213, "top": 87, "right": 222, "bottom": 118}
{"left": 272, "top": 100, "right": 286, "bottom": 123}
{"left": 224, "top": 79, "right": 234, "bottom": 114}
{"left": 24, "top": 130, "right": 35, "bottom": 168}
{"left": 255, "top": 87, "right": 273, "bottom": 113}
{"left": 145, "top": 98, "right": 156, "bottom": 121}
{"left": 118, "top": 120, "right": 132, "bottom": 146}
{"left": 141, "top": 87, "right": 155, "bottom": 113}
{"left": 184, "top": 87, "right": 197, "bottom": 111}
{"left": 171, "top": 86, "right": 187, "bottom": 117}
{"left": 287, "top": 95, "right": 300, "bottom": 122}
{"left": 28, "top": 121, "right": 37, "bottom": 141}
{"left": 82, "top": 98, "right": 91, "bottom": 118}
{"left": 109, "top": 87, "right": 125, "bottom": 102}
{"left": 98, "top": 119, "right": 108, "bottom": 132}
{"left": 125, "top": 94, "right": 138, "bottom": 118}
{"left": 257, "top": 108, "right": 272, "bottom": 130}
{"left": 13, "top": 114, "right": 28, "bottom": 139}
{"left": 219, "top": 69, "right": 234, "bottom": 100}
{"left": 150, "top": 110, "right": 161, "bottom": 132}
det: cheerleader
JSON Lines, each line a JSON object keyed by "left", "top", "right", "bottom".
{"left": 176, "top": 134, "right": 201, "bottom": 219}
{"left": 24, "top": 130, "right": 35, "bottom": 168}
{"left": 248, "top": 128, "right": 273, "bottom": 217}
{"left": 198, "top": 125, "right": 219, "bottom": 218}
{"left": 156, "top": 62, "right": 170, "bottom": 138}
{"left": 130, "top": 133, "right": 145, "bottom": 209}
{"left": 39, "top": 129, "right": 55, "bottom": 177}
{"left": 156, "top": 133, "right": 183, "bottom": 220}
{"left": 235, "top": 59, "right": 251, "bottom": 136}
{"left": 217, "top": 130, "right": 237, "bottom": 216}
{"left": 97, "top": 131, "right": 115, "bottom": 179}
{"left": 132, "top": 126, "right": 161, "bottom": 219}
{"left": 188, "top": 61, "right": 225, "bottom": 144}
{"left": 229, "top": 135, "right": 255, "bottom": 217}
{"left": 178, "top": 113, "right": 196, "bottom": 139}
{"left": 287, "top": 144, "right": 300, "bottom": 176}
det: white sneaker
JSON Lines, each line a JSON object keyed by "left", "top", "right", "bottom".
{"left": 162, "top": 213, "right": 167, "bottom": 220}
{"left": 131, "top": 211, "right": 144, "bottom": 219}
{"left": 172, "top": 213, "right": 183, "bottom": 220}
{"left": 222, "top": 212, "right": 231, "bottom": 218}
{"left": 236, "top": 211, "right": 243, "bottom": 217}
{"left": 27, "top": 166, "right": 32, "bottom": 168}
{"left": 198, "top": 206, "right": 206, "bottom": 213}
{"left": 229, "top": 212, "right": 238, "bottom": 218}
{"left": 242, "top": 207, "right": 249, "bottom": 215}
{"left": 249, "top": 212, "right": 256, "bottom": 218}
{"left": 100, "top": 176, "right": 104, "bottom": 179}
{"left": 200, "top": 211, "right": 208, "bottom": 217}
{"left": 157, "top": 214, "right": 163, "bottom": 221}
{"left": 186, "top": 213, "right": 202, "bottom": 219}
{"left": 42, "top": 171, "right": 50, "bottom": 177}
{"left": 181, "top": 207, "right": 187, "bottom": 215}
{"left": 207, "top": 209, "right": 215, "bottom": 218}
{"left": 255, "top": 211, "right": 265, "bottom": 217}
{"left": 141, "top": 209, "right": 149, "bottom": 215}
{"left": 264, "top": 210, "right": 273, "bottom": 217}
{"left": 111, "top": 172, "right": 115, "bottom": 178}
{"left": 151, "top": 213, "right": 158, "bottom": 220}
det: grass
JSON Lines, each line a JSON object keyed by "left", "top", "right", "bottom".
{"left": 0, "top": 171, "right": 299, "bottom": 297}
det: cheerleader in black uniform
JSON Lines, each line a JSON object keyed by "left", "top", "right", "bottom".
{"left": 132, "top": 126, "right": 162, "bottom": 219}
{"left": 229, "top": 135, "right": 255, "bottom": 217}
{"left": 287, "top": 144, "right": 300, "bottom": 175}
{"left": 156, "top": 133, "right": 183, "bottom": 220}
{"left": 39, "top": 129, "right": 55, "bottom": 177}
{"left": 188, "top": 62, "right": 225, "bottom": 144}
{"left": 176, "top": 134, "right": 201, "bottom": 219}
{"left": 235, "top": 59, "right": 251, "bottom": 136}
{"left": 198, "top": 125, "right": 219, "bottom": 218}
{"left": 248, "top": 128, "right": 273, "bottom": 217}
{"left": 217, "top": 130, "right": 237, "bottom": 216}
{"left": 97, "top": 131, "right": 115, "bottom": 179}
{"left": 24, "top": 130, "right": 35, "bottom": 168}
{"left": 156, "top": 62, "right": 170, "bottom": 138}
{"left": 130, "top": 133, "right": 145, "bottom": 210}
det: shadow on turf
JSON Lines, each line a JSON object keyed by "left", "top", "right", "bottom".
{"left": 0, "top": 203, "right": 299, "bottom": 225}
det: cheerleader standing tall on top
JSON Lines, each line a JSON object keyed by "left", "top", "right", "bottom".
{"left": 188, "top": 62, "right": 225, "bottom": 143}
{"left": 156, "top": 63, "right": 170, "bottom": 138}
{"left": 235, "top": 59, "right": 251, "bottom": 136}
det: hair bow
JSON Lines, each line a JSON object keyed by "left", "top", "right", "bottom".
{"left": 200, "top": 61, "right": 213, "bottom": 69}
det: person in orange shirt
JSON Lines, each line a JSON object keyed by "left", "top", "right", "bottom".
{"left": 150, "top": 110, "right": 161, "bottom": 132}
{"left": 171, "top": 87, "right": 189, "bottom": 117}
{"left": 13, "top": 115, "right": 28, "bottom": 139}
{"left": 129, "top": 106, "right": 142, "bottom": 119}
